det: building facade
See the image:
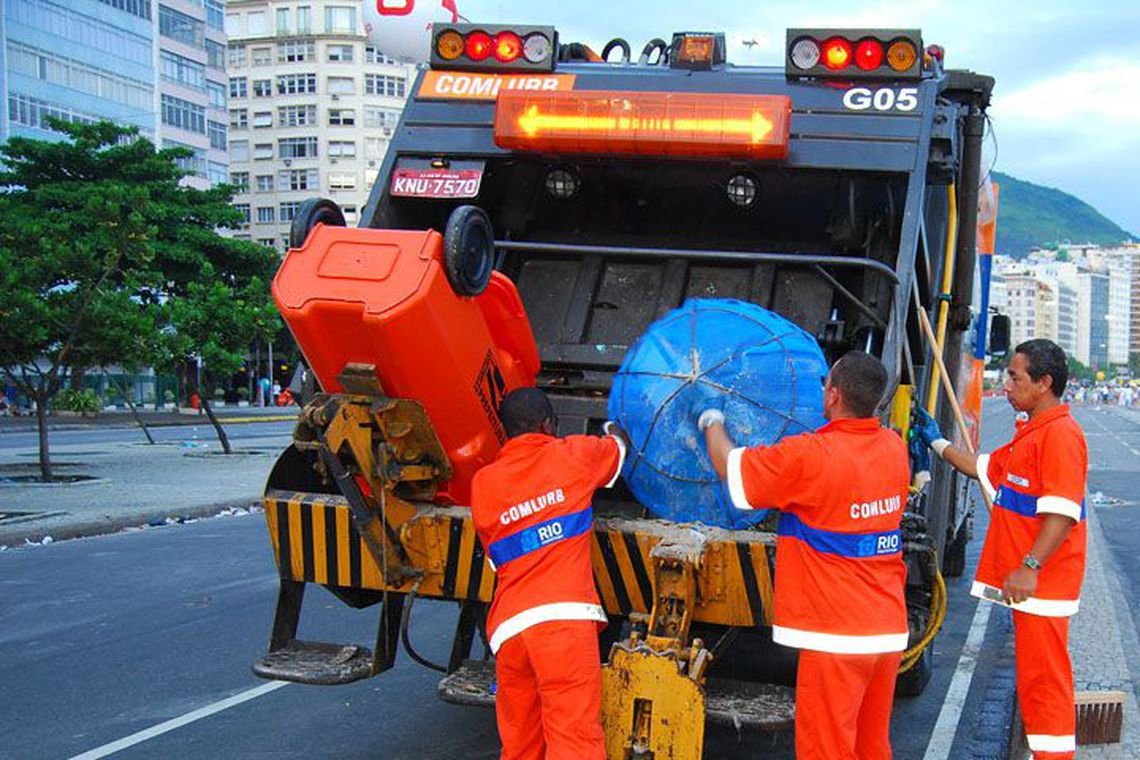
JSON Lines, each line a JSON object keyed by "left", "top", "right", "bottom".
{"left": 1076, "top": 269, "right": 1110, "bottom": 369}
{"left": 224, "top": 0, "right": 417, "bottom": 250}
{"left": 2, "top": 0, "right": 228, "bottom": 188}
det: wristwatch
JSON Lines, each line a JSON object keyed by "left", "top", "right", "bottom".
{"left": 1022, "top": 554, "right": 1042, "bottom": 571}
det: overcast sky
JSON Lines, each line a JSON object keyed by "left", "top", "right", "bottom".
{"left": 456, "top": 0, "right": 1139, "bottom": 236}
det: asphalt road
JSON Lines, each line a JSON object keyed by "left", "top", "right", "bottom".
{"left": 1, "top": 400, "right": 1135, "bottom": 759}
{"left": 0, "top": 420, "right": 297, "bottom": 450}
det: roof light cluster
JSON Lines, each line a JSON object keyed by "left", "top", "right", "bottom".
{"left": 431, "top": 24, "right": 556, "bottom": 72}
{"left": 786, "top": 29, "right": 923, "bottom": 79}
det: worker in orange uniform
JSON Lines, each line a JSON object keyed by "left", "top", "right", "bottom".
{"left": 913, "top": 339, "right": 1087, "bottom": 759}
{"left": 471, "top": 387, "right": 627, "bottom": 760}
{"left": 699, "top": 351, "right": 910, "bottom": 760}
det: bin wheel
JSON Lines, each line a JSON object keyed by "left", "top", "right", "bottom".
{"left": 289, "top": 198, "right": 346, "bottom": 249}
{"left": 443, "top": 205, "right": 494, "bottom": 297}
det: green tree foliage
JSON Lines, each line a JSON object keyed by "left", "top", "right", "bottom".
{"left": 0, "top": 119, "right": 278, "bottom": 477}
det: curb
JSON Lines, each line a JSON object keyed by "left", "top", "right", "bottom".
{"left": 0, "top": 497, "right": 263, "bottom": 548}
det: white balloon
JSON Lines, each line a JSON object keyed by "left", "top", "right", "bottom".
{"left": 362, "top": 0, "right": 463, "bottom": 62}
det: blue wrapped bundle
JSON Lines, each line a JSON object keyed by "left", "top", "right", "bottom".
{"left": 607, "top": 298, "right": 827, "bottom": 528}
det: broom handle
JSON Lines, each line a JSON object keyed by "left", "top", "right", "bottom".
{"left": 916, "top": 306, "right": 993, "bottom": 513}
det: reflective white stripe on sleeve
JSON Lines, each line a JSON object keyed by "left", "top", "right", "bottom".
{"left": 604, "top": 434, "right": 627, "bottom": 489}
{"left": 726, "top": 447, "right": 753, "bottom": 511}
{"left": 772, "top": 625, "right": 909, "bottom": 654}
{"left": 488, "top": 602, "right": 607, "bottom": 653}
{"left": 1036, "top": 495, "right": 1082, "bottom": 521}
{"left": 1026, "top": 734, "right": 1076, "bottom": 753}
{"left": 970, "top": 581, "right": 1080, "bottom": 617}
{"left": 976, "top": 453, "right": 996, "bottom": 501}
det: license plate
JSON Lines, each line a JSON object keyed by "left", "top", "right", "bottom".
{"left": 390, "top": 168, "right": 482, "bottom": 198}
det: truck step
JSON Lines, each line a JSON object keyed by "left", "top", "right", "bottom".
{"left": 252, "top": 639, "right": 374, "bottom": 685}
{"left": 438, "top": 661, "right": 796, "bottom": 732}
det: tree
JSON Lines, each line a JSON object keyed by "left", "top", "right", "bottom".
{"left": 0, "top": 119, "right": 278, "bottom": 478}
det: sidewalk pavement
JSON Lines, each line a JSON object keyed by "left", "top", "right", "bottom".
{"left": 0, "top": 410, "right": 295, "bottom": 547}
{"left": 0, "top": 402, "right": 297, "bottom": 432}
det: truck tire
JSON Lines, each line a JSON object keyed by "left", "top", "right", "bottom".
{"left": 942, "top": 522, "right": 969, "bottom": 578}
{"left": 895, "top": 645, "right": 933, "bottom": 696}
{"left": 289, "top": 198, "right": 345, "bottom": 249}
{"left": 443, "top": 205, "right": 494, "bottom": 297}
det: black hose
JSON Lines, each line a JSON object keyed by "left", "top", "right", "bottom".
{"left": 400, "top": 580, "right": 447, "bottom": 673}
{"left": 602, "top": 38, "right": 631, "bottom": 63}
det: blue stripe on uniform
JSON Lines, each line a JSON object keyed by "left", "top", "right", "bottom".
{"left": 995, "top": 485, "right": 1087, "bottom": 520}
{"left": 777, "top": 513, "right": 902, "bottom": 558}
{"left": 488, "top": 507, "right": 593, "bottom": 568}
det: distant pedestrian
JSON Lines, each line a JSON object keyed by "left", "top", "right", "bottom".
{"left": 914, "top": 339, "right": 1087, "bottom": 759}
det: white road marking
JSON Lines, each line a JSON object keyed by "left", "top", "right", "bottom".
{"left": 924, "top": 598, "right": 994, "bottom": 760}
{"left": 68, "top": 681, "right": 290, "bottom": 759}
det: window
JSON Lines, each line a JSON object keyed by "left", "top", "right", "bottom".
{"left": 256, "top": 206, "right": 276, "bottom": 223}
{"left": 279, "top": 137, "right": 318, "bottom": 159}
{"left": 165, "top": 139, "right": 208, "bottom": 177}
{"left": 254, "top": 143, "right": 274, "bottom": 160}
{"left": 328, "top": 109, "right": 355, "bottom": 126}
{"left": 207, "top": 161, "right": 227, "bottom": 186}
{"left": 342, "top": 205, "right": 358, "bottom": 223}
{"left": 246, "top": 11, "right": 266, "bottom": 35}
{"left": 365, "top": 137, "right": 386, "bottom": 159}
{"left": 234, "top": 203, "right": 251, "bottom": 223}
{"left": 208, "top": 120, "right": 227, "bottom": 150}
{"left": 251, "top": 47, "right": 272, "bottom": 66}
{"left": 229, "top": 109, "right": 248, "bottom": 129}
{"left": 230, "top": 172, "right": 250, "bottom": 191}
{"left": 161, "top": 51, "right": 206, "bottom": 91}
{"left": 328, "top": 140, "right": 356, "bottom": 158}
{"left": 365, "top": 74, "right": 406, "bottom": 98}
{"left": 8, "top": 93, "right": 99, "bottom": 131}
{"left": 252, "top": 111, "right": 273, "bottom": 128}
{"left": 277, "top": 74, "right": 317, "bottom": 95}
{"left": 258, "top": 238, "right": 277, "bottom": 248}
{"left": 207, "top": 80, "right": 227, "bottom": 108}
{"left": 279, "top": 201, "right": 304, "bottom": 222}
{"left": 279, "top": 169, "right": 319, "bottom": 191}
{"left": 228, "top": 45, "right": 247, "bottom": 67}
{"left": 162, "top": 94, "right": 206, "bottom": 134}
{"left": 205, "top": 40, "right": 225, "bottom": 70}
{"left": 231, "top": 140, "right": 249, "bottom": 162}
{"left": 327, "top": 77, "right": 355, "bottom": 95}
{"left": 364, "top": 106, "right": 400, "bottom": 129}
{"left": 278, "top": 105, "right": 316, "bottom": 127}
{"left": 97, "top": 0, "right": 151, "bottom": 20}
{"left": 278, "top": 40, "right": 315, "bottom": 63}
{"left": 327, "top": 44, "right": 354, "bottom": 62}
{"left": 324, "top": 5, "right": 356, "bottom": 34}
{"left": 252, "top": 79, "right": 272, "bottom": 97}
{"left": 276, "top": 8, "right": 290, "bottom": 34}
{"left": 365, "top": 46, "right": 388, "bottom": 64}
{"left": 7, "top": 42, "right": 152, "bottom": 110}
{"left": 297, "top": 6, "right": 312, "bottom": 33}
{"left": 230, "top": 77, "right": 248, "bottom": 98}
{"left": 329, "top": 173, "right": 356, "bottom": 190}
{"left": 205, "top": 0, "right": 224, "bottom": 30}
{"left": 256, "top": 174, "right": 274, "bottom": 192}
{"left": 159, "top": 5, "right": 204, "bottom": 47}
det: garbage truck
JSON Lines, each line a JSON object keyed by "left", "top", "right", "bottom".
{"left": 253, "top": 24, "right": 1001, "bottom": 758}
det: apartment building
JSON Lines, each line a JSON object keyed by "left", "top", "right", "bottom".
{"left": 3, "top": 0, "right": 156, "bottom": 141}
{"left": 157, "top": 0, "right": 229, "bottom": 188}
{"left": 2, "top": 0, "right": 228, "bottom": 188}
{"left": 1075, "top": 268, "right": 1110, "bottom": 369}
{"left": 224, "top": 0, "right": 417, "bottom": 249}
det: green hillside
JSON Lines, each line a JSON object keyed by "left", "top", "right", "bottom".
{"left": 991, "top": 171, "right": 1135, "bottom": 258}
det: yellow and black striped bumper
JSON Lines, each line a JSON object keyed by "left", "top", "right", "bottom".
{"left": 264, "top": 490, "right": 775, "bottom": 628}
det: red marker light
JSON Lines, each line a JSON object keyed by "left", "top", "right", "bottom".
{"left": 493, "top": 31, "right": 522, "bottom": 63}
{"left": 465, "top": 31, "right": 493, "bottom": 61}
{"left": 822, "top": 37, "right": 852, "bottom": 70}
{"left": 855, "top": 39, "right": 883, "bottom": 70}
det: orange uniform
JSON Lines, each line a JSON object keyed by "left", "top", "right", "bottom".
{"left": 471, "top": 432, "right": 625, "bottom": 760}
{"left": 727, "top": 417, "right": 910, "bottom": 759}
{"left": 974, "top": 404, "right": 1087, "bottom": 759}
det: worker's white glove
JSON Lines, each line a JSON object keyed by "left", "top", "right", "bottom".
{"left": 697, "top": 409, "right": 726, "bottom": 431}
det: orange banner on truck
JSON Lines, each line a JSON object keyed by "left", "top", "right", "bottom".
{"left": 418, "top": 71, "right": 576, "bottom": 100}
